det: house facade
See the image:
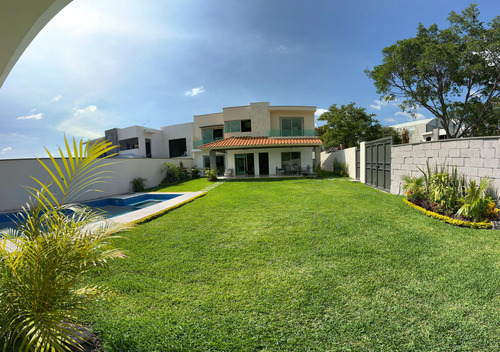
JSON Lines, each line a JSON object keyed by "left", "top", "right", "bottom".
{"left": 390, "top": 118, "right": 455, "bottom": 143}
{"left": 193, "top": 102, "right": 321, "bottom": 176}
{"left": 98, "top": 102, "right": 322, "bottom": 176}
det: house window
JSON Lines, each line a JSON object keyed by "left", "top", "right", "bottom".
{"left": 281, "top": 152, "right": 301, "bottom": 171}
{"left": 203, "top": 156, "right": 210, "bottom": 169}
{"left": 169, "top": 138, "right": 187, "bottom": 158}
{"left": 280, "top": 117, "right": 303, "bottom": 136}
{"left": 119, "top": 137, "right": 139, "bottom": 150}
{"left": 241, "top": 119, "right": 252, "bottom": 132}
{"left": 224, "top": 119, "right": 252, "bottom": 133}
{"left": 201, "top": 128, "right": 223, "bottom": 143}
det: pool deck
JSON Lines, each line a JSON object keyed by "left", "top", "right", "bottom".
{"left": 2, "top": 191, "right": 205, "bottom": 253}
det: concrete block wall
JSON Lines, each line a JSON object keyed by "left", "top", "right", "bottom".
{"left": 390, "top": 136, "right": 500, "bottom": 195}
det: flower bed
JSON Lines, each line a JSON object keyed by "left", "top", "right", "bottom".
{"left": 401, "top": 163, "right": 499, "bottom": 229}
{"left": 403, "top": 198, "right": 492, "bottom": 229}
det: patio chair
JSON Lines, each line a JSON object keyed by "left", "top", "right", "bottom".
{"left": 276, "top": 166, "right": 284, "bottom": 175}
{"left": 224, "top": 168, "right": 234, "bottom": 177}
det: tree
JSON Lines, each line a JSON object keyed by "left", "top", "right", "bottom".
{"left": 366, "top": 4, "right": 500, "bottom": 138}
{"left": 317, "top": 102, "right": 398, "bottom": 148}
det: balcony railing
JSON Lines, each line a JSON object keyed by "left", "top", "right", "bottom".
{"left": 269, "top": 129, "right": 317, "bottom": 137}
{"left": 193, "top": 137, "right": 223, "bottom": 149}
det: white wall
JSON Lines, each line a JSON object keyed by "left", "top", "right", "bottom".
{"left": 0, "top": 158, "right": 194, "bottom": 212}
{"left": 116, "top": 126, "right": 166, "bottom": 158}
{"left": 161, "top": 122, "right": 194, "bottom": 157}
{"left": 320, "top": 146, "right": 357, "bottom": 178}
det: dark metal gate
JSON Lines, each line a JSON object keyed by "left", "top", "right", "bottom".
{"left": 365, "top": 136, "right": 393, "bottom": 192}
{"left": 355, "top": 148, "right": 360, "bottom": 180}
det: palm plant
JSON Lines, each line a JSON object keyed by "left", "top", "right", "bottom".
{"left": 457, "top": 177, "right": 493, "bottom": 222}
{"left": 401, "top": 174, "right": 424, "bottom": 193}
{"left": 0, "top": 137, "right": 131, "bottom": 351}
{"left": 131, "top": 177, "right": 148, "bottom": 192}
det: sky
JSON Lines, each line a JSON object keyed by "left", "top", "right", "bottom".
{"left": 1, "top": 0, "right": 499, "bottom": 159}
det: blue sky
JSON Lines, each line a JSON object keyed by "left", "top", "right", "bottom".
{"left": 1, "top": 0, "right": 499, "bottom": 158}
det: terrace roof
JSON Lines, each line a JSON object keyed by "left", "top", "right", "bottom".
{"left": 198, "top": 136, "right": 322, "bottom": 150}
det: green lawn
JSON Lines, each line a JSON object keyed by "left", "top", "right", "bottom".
{"left": 83, "top": 178, "right": 500, "bottom": 351}
{"left": 147, "top": 178, "right": 212, "bottom": 192}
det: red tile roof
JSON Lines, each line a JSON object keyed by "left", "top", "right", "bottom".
{"left": 198, "top": 136, "right": 323, "bottom": 149}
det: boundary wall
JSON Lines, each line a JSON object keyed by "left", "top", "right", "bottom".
{"left": 320, "top": 147, "right": 357, "bottom": 178}
{"left": 391, "top": 136, "right": 500, "bottom": 195}
{"left": 0, "top": 158, "right": 194, "bottom": 212}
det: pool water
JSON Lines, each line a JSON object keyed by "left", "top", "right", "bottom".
{"left": 0, "top": 193, "right": 181, "bottom": 229}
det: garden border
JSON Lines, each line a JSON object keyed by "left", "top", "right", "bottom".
{"left": 403, "top": 198, "right": 492, "bottom": 229}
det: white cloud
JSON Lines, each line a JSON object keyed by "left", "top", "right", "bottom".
{"left": 370, "top": 99, "right": 388, "bottom": 110}
{"left": 184, "top": 86, "right": 205, "bottom": 97}
{"left": 396, "top": 111, "right": 426, "bottom": 120}
{"left": 17, "top": 113, "right": 43, "bottom": 120}
{"left": 384, "top": 118, "right": 397, "bottom": 123}
{"left": 1, "top": 147, "right": 12, "bottom": 154}
{"left": 314, "top": 108, "right": 328, "bottom": 117}
{"left": 270, "top": 45, "right": 289, "bottom": 54}
{"left": 57, "top": 105, "right": 111, "bottom": 139}
{"left": 75, "top": 105, "right": 97, "bottom": 114}
{"left": 52, "top": 95, "right": 64, "bottom": 102}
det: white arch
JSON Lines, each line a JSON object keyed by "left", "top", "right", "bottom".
{"left": 0, "top": 0, "right": 72, "bottom": 88}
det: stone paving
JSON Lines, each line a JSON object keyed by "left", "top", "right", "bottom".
{"left": 200, "top": 181, "right": 224, "bottom": 192}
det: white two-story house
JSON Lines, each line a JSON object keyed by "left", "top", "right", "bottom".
{"left": 96, "top": 102, "right": 322, "bottom": 176}
{"left": 192, "top": 102, "right": 322, "bottom": 176}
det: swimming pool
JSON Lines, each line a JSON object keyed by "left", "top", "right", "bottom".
{"left": 0, "top": 193, "right": 182, "bottom": 229}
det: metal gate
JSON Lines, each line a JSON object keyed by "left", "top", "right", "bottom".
{"left": 365, "top": 136, "right": 393, "bottom": 192}
{"left": 355, "top": 148, "right": 360, "bottom": 180}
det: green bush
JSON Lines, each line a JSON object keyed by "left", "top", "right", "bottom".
{"left": 191, "top": 168, "right": 201, "bottom": 179}
{"left": 401, "top": 174, "right": 425, "bottom": 202}
{"left": 315, "top": 164, "right": 324, "bottom": 178}
{"left": 162, "top": 163, "right": 182, "bottom": 184}
{"left": 406, "top": 161, "right": 498, "bottom": 223}
{"left": 131, "top": 177, "right": 147, "bottom": 192}
{"left": 457, "top": 177, "right": 495, "bottom": 222}
{"left": 428, "top": 173, "right": 461, "bottom": 212}
{"left": 0, "top": 137, "right": 130, "bottom": 352}
{"left": 205, "top": 168, "right": 218, "bottom": 182}
{"left": 332, "top": 159, "right": 349, "bottom": 177}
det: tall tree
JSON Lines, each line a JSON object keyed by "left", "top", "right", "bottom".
{"left": 318, "top": 102, "right": 396, "bottom": 148}
{"left": 366, "top": 4, "right": 500, "bottom": 138}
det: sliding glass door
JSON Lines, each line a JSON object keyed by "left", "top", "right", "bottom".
{"left": 235, "top": 154, "right": 255, "bottom": 176}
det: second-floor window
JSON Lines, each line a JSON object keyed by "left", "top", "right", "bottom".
{"left": 202, "top": 128, "right": 223, "bottom": 142}
{"left": 224, "top": 119, "right": 252, "bottom": 133}
{"left": 280, "top": 117, "right": 303, "bottom": 136}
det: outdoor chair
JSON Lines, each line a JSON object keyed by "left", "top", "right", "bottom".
{"left": 276, "top": 166, "right": 284, "bottom": 175}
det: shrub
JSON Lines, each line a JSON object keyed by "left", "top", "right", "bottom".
{"left": 131, "top": 177, "right": 147, "bottom": 192}
{"left": 0, "top": 137, "right": 130, "bottom": 352}
{"left": 162, "top": 163, "right": 182, "bottom": 184}
{"left": 315, "top": 164, "right": 324, "bottom": 178}
{"left": 333, "top": 159, "right": 349, "bottom": 177}
{"left": 457, "top": 177, "right": 497, "bottom": 222}
{"left": 206, "top": 168, "right": 218, "bottom": 182}
{"left": 406, "top": 162, "right": 498, "bottom": 226}
{"left": 428, "top": 173, "right": 461, "bottom": 212}
{"left": 401, "top": 174, "right": 425, "bottom": 202}
{"left": 191, "top": 168, "right": 201, "bottom": 179}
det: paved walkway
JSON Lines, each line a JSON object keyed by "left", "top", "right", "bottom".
{"left": 200, "top": 181, "right": 224, "bottom": 192}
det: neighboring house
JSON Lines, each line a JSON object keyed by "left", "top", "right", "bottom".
{"left": 390, "top": 118, "right": 456, "bottom": 143}
{"left": 98, "top": 102, "right": 322, "bottom": 176}
{"left": 100, "top": 123, "right": 194, "bottom": 159}
{"left": 192, "top": 102, "right": 322, "bottom": 176}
